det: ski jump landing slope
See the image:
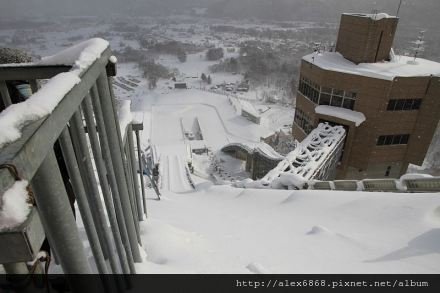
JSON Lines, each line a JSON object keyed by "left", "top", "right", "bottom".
{"left": 161, "top": 155, "right": 194, "bottom": 193}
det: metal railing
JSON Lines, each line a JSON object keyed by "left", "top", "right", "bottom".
{"left": 0, "top": 43, "right": 147, "bottom": 277}
{"left": 310, "top": 177, "right": 440, "bottom": 193}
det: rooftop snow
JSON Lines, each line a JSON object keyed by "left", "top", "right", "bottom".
{"left": 0, "top": 38, "right": 109, "bottom": 149}
{"left": 303, "top": 52, "right": 440, "bottom": 80}
{"left": 315, "top": 105, "right": 366, "bottom": 126}
{"left": 343, "top": 12, "right": 396, "bottom": 20}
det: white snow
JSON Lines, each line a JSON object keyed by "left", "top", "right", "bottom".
{"left": 135, "top": 185, "right": 440, "bottom": 273}
{"left": 0, "top": 73, "right": 80, "bottom": 148}
{"left": 0, "top": 180, "right": 31, "bottom": 230}
{"left": 315, "top": 105, "right": 366, "bottom": 126}
{"left": 303, "top": 52, "right": 440, "bottom": 80}
{"left": 38, "top": 38, "right": 109, "bottom": 76}
{"left": 343, "top": 12, "right": 395, "bottom": 21}
{"left": 116, "top": 99, "right": 133, "bottom": 137}
{"left": 0, "top": 38, "right": 109, "bottom": 148}
{"left": 109, "top": 55, "right": 118, "bottom": 64}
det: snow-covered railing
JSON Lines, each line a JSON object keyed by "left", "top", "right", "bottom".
{"left": 221, "top": 142, "right": 284, "bottom": 162}
{"left": 0, "top": 39, "right": 145, "bottom": 277}
{"left": 309, "top": 175, "right": 440, "bottom": 193}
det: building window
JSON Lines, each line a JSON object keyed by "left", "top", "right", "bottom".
{"left": 294, "top": 108, "right": 314, "bottom": 134}
{"left": 387, "top": 99, "right": 422, "bottom": 111}
{"left": 385, "top": 166, "right": 391, "bottom": 177}
{"left": 376, "top": 134, "right": 410, "bottom": 146}
{"left": 297, "top": 76, "right": 356, "bottom": 110}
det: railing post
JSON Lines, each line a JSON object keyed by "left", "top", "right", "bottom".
{"left": 90, "top": 84, "right": 137, "bottom": 272}
{"left": 58, "top": 127, "right": 109, "bottom": 274}
{"left": 70, "top": 109, "right": 122, "bottom": 274}
{"left": 31, "top": 149, "right": 91, "bottom": 274}
{"left": 0, "top": 80, "right": 12, "bottom": 107}
{"left": 135, "top": 129, "right": 148, "bottom": 217}
{"left": 124, "top": 137, "right": 142, "bottom": 243}
{"left": 96, "top": 72, "right": 142, "bottom": 263}
{"left": 82, "top": 95, "right": 131, "bottom": 274}
{"left": 127, "top": 125, "right": 145, "bottom": 220}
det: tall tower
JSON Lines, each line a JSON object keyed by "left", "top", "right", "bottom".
{"left": 335, "top": 13, "right": 399, "bottom": 64}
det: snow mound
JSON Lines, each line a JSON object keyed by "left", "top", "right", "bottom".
{"left": 246, "top": 262, "right": 271, "bottom": 274}
{"left": 427, "top": 206, "right": 440, "bottom": 225}
{"left": 306, "top": 225, "right": 334, "bottom": 235}
{"left": 0, "top": 180, "right": 31, "bottom": 230}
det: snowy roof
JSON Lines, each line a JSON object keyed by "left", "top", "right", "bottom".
{"left": 303, "top": 52, "right": 440, "bottom": 80}
{"left": 315, "top": 105, "right": 366, "bottom": 127}
{"left": 342, "top": 12, "right": 397, "bottom": 20}
{"left": 240, "top": 100, "right": 260, "bottom": 117}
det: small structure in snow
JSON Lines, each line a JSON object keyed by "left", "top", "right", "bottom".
{"left": 174, "top": 82, "right": 188, "bottom": 89}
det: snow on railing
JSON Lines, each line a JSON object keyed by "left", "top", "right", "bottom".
{"left": 222, "top": 142, "right": 285, "bottom": 161}
{"left": 0, "top": 38, "right": 109, "bottom": 148}
{"left": 235, "top": 123, "right": 346, "bottom": 189}
{"left": 0, "top": 39, "right": 145, "bottom": 275}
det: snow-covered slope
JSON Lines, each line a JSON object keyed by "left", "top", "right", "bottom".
{"left": 136, "top": 184, "right": 440, "bottom": 274}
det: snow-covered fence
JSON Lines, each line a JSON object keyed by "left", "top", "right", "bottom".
{"left": 0, "top": 39, "right": 146, "bottom": 277}
{"left": 310, "top": 176, "right": 440, "bottom": 193}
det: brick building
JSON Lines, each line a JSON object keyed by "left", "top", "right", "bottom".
{"left": 292, "top": 12, "right": 440, "bottom": 179}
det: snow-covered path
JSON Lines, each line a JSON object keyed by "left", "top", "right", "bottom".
{"left": 163, "top": 155, "right": 193, "bottom": 193}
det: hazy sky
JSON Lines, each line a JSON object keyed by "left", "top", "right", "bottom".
{"left": 0, "top": 0, "right": 438, "bottom": 29}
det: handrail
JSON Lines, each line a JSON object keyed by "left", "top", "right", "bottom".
{"left": 0, "top": 39, "right": 147, "bottom": 277}
{"left": 310, "top": 176, "right": 440, "bottom": 193}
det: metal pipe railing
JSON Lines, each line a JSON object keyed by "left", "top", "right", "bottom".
{"left": 96, "top": 71, "right": 142, "bottom": 263}
{"left": 0, "top": 42, "right": 146, "bottom": 276}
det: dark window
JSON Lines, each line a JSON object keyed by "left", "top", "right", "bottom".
{"left": 377, "top": 136, "right": 386, "bottom": 146}
{"left": 400, "top": 134, "right": 410, "bottom": 144}
{"left": 387, "top": 99, "right": 422, "bottom": 111}
{"left": 331, "top": 95, "right": 343, "bottom": 107}
{"left": 385, "top": 166, "right": 391, "bottom": 177}
{"left": 333, "top": 89, "right": 344, "bottom": 96}
{"left": 345, "top": 91, "right": 357, "bottom": 99}
{"left": 294, "top": 108, "right": 314, "bottom": 135}
{"left": 377, "top": 134, "right": 410, "bottom": 146}
{"left": 319, "top": 93, "right": 331, "bottom": 105}
{"left": 342, "top": 99, "right": 355, "bottom": 110}
{"left": 392, "top": 135, "right": 401, "bottom": 144}
{"left": 387, "top": 99, "right": 396, "bottom": 111}
{"left": 311, "top": 88, "right": 319, "bottom": 103}
{"left": 413, "top": 99, "right": 422, "bottom": 110}
{"left": 395, "top": 100, "right": 405, "bottom": 111}
{"left": 297, "top": 80, "right": 357, "bottom": 111}
{"left": 384, "top": 136, "right": 393, "bottom": 145}
{"left": 403, "top": 99, "right": 413, "bottom": 110}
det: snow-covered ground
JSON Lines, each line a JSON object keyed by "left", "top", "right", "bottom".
{"left": 136, "top": 184, "right": 440, "bottom": 273}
